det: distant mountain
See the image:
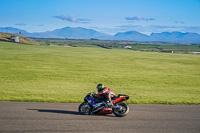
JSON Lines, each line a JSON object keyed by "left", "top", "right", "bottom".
{"left": 113, "top": 31, "right": 150, "bottom": 41}
{"left": 0, "top": 26, "right": 200, "bottom": 43}
{"left": 113, "top": 31, "right": 200, "bottom": 43}
{"left": 0, "top": 27, "right": 28, "bottom": 34}
{"left": 25, "top": 27, "right": 112, "bottom": 40}
{"left": 150, "top": 32, "right": 200, "bottom": 43}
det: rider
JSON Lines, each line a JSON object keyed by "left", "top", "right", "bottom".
{"left": 96, "top": 84, "right": 115, "bottom": 107}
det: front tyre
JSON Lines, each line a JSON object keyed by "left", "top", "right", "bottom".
{"left": 78, "top": 102, "right": 92, "bottom": 115}
{"left": 113, "top": 103, "right": 129, "bottom": 117}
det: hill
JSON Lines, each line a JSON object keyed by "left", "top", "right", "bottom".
{"left": 0, "top": 32, "right": 38, "bottom": 45}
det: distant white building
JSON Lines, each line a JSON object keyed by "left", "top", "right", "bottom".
{"left": 10, "top": 36, "right": 19, "bottom": 43}
{"left": 124, "top": 46, "right": 132, "bottom": 49}
{"left": 191, "top": 52, "right": 200, "bottom": 55}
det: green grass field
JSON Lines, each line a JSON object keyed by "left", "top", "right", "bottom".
{"left": 0, "top": 42, "right": 200, "bottom": 104}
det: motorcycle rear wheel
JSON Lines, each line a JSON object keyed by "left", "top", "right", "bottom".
{"left": 78, "top": 102, "right": 92, "bottom": 115}
{"left": 113, "top": 103, "right": 129, "bottom": 117}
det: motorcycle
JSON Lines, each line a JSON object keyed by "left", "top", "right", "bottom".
{"left": 78, "top": 92, "right": 129, "bottom": 117}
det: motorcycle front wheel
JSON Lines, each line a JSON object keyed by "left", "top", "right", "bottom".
{"left": 113, "top": 103, "right": 129, "bottom": 117}
{"left": 78, "top": 102, "right": 92, "bottom": 115}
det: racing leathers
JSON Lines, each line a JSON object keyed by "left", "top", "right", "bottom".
{"left": 96, "top": 87, "right": 115, "bottom": 107}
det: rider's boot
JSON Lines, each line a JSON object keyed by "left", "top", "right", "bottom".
{"left": 107, "top": 96, "right": 113, "bottom": 108}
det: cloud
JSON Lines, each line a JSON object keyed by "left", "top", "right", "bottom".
{"left": 15, "top": 23, "right": 27, "bottom": 26}
{"left": 38, "top": 24, "right": 44, "bottom": 26}
{"left": 54, "top": 15, "right": 91, "bottom": 23}
{"left": 54, "top": 15, "right": 76, "bottom": 21}
{"left": 125, "top": 16, "right": 155, "bottom": 21}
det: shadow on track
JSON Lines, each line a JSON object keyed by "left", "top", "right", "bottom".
{"left": 28, "top": 109, "right": 80, "bottom": 115}
{"left": 28, "top": 109, "right": 115, "bottom": 117}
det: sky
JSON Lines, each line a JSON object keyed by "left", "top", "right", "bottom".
{"left": 0, "top": 0, "right": 200, "bottom": 35}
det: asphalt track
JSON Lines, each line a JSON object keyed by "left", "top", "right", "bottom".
{"left": 0, "top": 102, "right": 199, "bottom": 133}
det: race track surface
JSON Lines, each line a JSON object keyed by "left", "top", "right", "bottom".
{"left": 0, "top": 102, "right": 199, "bottom": 133}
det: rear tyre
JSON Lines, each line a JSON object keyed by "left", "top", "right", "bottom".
{"left": 78, "top": 102, "right": 92, "bottom": 115}
{"left": 113, "top": 103, "right": 129, "bottom": 117}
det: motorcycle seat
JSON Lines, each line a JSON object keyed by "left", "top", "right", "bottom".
{"left": 112, "top": 94, "right": 129, "bottom": 100}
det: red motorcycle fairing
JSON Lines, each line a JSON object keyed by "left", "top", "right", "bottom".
{"left": 112, "top": 96, "right": 127, "bottom": 104}
{"left": 97, "top": 95, "right": 129, "bottom": 115}
{"left": 97, "top": 108, "right": 112, "bottom": 114}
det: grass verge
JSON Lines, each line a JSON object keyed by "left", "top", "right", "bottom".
{"left": 0, "top": 42, "right": 199, "bottom": 104}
